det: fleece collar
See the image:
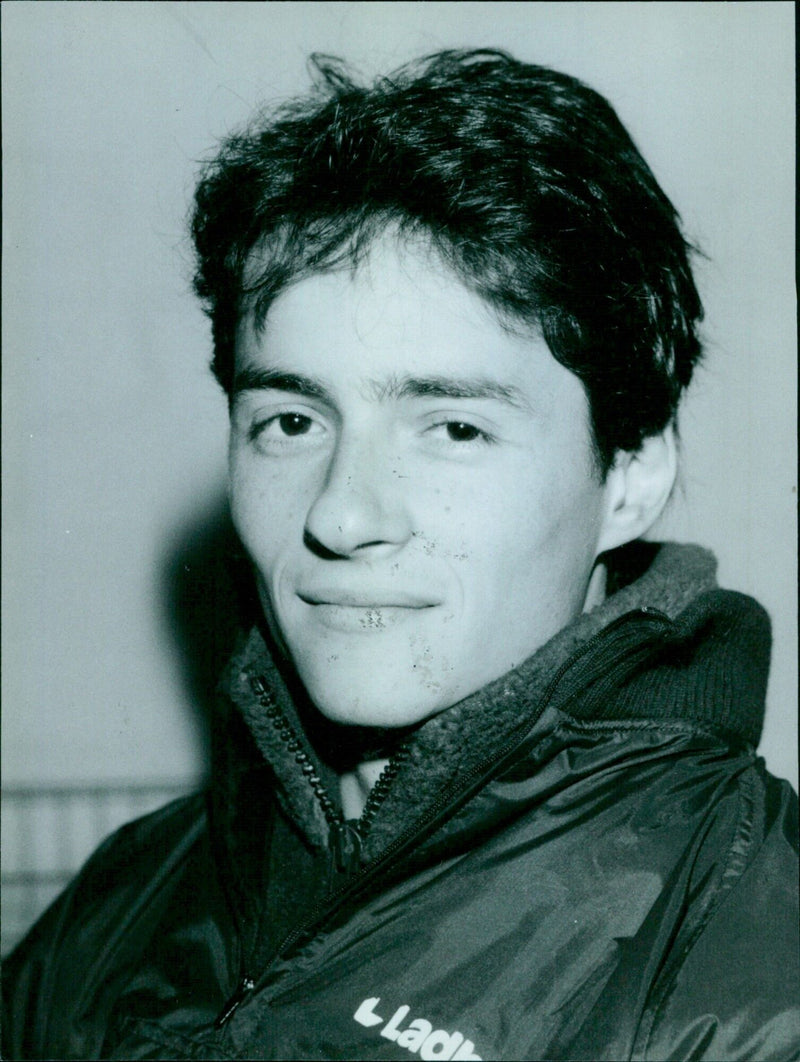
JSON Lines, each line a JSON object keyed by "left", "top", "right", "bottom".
{"left": 218, "top": 541, "right": 770, "bottom": 857}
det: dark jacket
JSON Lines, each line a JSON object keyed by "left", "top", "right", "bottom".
{"left": 4, "top": 543, "right": 799, "bottom": 1061}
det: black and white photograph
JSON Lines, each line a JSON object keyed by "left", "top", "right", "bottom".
{"left": 2, "top": 3, "right": 797, "bottom": 1059}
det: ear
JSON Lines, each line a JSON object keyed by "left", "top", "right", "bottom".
{"left": 596, "top": 426, "right": 678, "bottom": 553}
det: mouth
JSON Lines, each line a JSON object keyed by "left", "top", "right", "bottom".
{"left": 298, "top": 591, "right": 437, "bottom": 608}
{"left": 296, "top": 591, "right": 438, "bottom": 632}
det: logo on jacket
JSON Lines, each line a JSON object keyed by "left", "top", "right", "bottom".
{"left": 354, "top": 996, "right": 482, "bottom": 1060}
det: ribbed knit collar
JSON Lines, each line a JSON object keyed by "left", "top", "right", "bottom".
{"left": 218, "top": 541, "right": 770, "bottom": 857}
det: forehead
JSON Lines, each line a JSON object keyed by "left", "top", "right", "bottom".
{"left": 235, "top": 233, "right": 582, "bottom": 411}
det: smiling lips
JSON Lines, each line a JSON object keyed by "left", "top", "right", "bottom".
{"left": 297, "top": 590, "right": 438, "bottom": 632}
{"left": 298, "top": 589, "right": 437, "bottom": 607}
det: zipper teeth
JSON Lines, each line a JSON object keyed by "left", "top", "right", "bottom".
{"left": 358, "top": 744, "right": 411, "bottom": 833}
{"left": 252, "top": 678, "right": 343, "bottom": 830}
{"left": 250, "top": 677, "right": 409, "bottom": 842}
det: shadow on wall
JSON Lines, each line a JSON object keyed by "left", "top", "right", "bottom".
{"left": 1, "top": 501, "right": 257, "bottom": 956}
{"left": 161, "top": 493, "right": 262, "bottom": 780}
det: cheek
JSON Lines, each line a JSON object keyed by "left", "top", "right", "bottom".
{"left": 229, "top": 461, "right": 307, "bottom": 566}
{"left": 479, "top": 469, "right": 605, "bottom": 593}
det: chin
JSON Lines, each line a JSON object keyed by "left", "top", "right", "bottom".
{"left": 301, "top": 677, "right": 450, "bottom": 731}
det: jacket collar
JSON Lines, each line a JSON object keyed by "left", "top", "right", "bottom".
{"left": 217, "top": 541, "right": 770, "bottom": 857}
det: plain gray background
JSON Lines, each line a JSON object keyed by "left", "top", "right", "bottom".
{"left": 3, "top": 1, "right": 796, "bottom": 790}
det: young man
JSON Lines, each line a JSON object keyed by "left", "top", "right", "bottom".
{"left": 4, "top": 50, "right": 798, "bottom": 1061}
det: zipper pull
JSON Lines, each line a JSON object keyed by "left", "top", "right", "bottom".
{"left": 215, "top": 975, "right": 255, "bottom": 1028}
{"left": 330, "top": 820, "right": 362, "bottom": 874}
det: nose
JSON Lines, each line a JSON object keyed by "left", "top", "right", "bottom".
{"left": 304, "top": 435, "right": 412, "bottom": 559}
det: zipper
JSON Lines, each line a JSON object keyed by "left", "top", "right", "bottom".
{"left": 253, "top": 679, "right": 343, "bottom": 831}
{"left": 214, "top": 976, "right": 255, "bottom": 1028}
{"left": 216, "top": 676, "right": 411, "bottom": 1026}
{"left": 248, "top": 677, "right": 412, "bottom": 865}
{"left": 357, "top": 744, "right": 411, "bottom": 835}
{"left": 214, "top": 607, "right": 670, "bottom": 1028}
{"left": 329, "top": 820, "right": 361, "bottom": 874}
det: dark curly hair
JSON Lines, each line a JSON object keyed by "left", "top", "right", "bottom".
{"left": 191, "top": 49, "right": 703, "bottom": 473}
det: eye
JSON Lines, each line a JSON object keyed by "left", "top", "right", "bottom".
{"left": 424, "top": 418, "right": 495, "bottom": 447}
{"left": 247, "top": 409, "right": 326, "bottom": 451}
{"left": 444, "top": 421, "right": 484, "bottom": 443}
{"left": 275, "top": 412, "right": 313, "bottom": 437}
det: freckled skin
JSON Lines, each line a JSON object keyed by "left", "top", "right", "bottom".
{"left": 229, "top": 234, "right": 621, "bottom": 729}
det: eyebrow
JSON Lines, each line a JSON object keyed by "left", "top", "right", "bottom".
{"left": 232, "top": 368, "right": 333, "bottom": 404}
{"left": 381, "top": 374, "right": 533, "bottom": 412}
{"left": 232, "top": 367, "right": 533, "bottom": 413}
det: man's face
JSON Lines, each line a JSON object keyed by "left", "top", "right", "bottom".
{"left": 229, "top": 235, "right": 617, "bottom": 729}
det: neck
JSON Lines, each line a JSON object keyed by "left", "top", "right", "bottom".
{"left": 583, "top": 559, "right": 607, "bottom": 613}
{"left": 340, "top": 759, "right": 389, "bottom": 819}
